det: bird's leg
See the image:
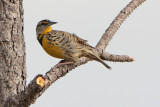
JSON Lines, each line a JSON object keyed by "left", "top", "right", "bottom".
{"left": 57, "top": 60, "right": 74, "bottom": 66}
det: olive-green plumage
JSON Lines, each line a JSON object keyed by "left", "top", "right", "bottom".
{"left": 36, "top": 19, "right": 111, "bottom": 69}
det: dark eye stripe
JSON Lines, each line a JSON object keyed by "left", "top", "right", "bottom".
{"left": 41, "top": 23, "right": 45, "bottom": 25}
{"left": 37, "top": 23, "right": 47, "bottom": 27}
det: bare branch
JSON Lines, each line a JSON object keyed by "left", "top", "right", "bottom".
{"left": 96, "top": 0, "right": 146, "bottom": 50}
{"left": 101, "top": 52, "right": 134, "bottom": 62}
{"left": 6, "top": 58, "right": 89, "bottom": 106}
{"left": 3, "top": 75, "right": 43, "bottom": 107}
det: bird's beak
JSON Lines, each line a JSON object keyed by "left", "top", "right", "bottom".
{"left": 48, "top": 21, "right": 57, "bottom": 26}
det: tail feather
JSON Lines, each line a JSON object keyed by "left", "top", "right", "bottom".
{"left": 96, "top": 58, "right": 112, "bottom": 70}
{"left": 83, "top": 49, "right": 111, "bottom": 70}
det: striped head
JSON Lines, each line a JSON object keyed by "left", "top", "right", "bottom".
{"left": 36, "top": 19, "right": 57, "bottom": 38}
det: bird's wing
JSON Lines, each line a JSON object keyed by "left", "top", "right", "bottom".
{"left": 72, "top": 33, "right": 87, "bottom": 43}
{"left": 72, "top": 34, "right": 94, "bottom": 48}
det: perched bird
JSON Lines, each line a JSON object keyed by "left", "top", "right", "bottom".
{"left": 36, "top": 19, "right": 111, "bottom": 69}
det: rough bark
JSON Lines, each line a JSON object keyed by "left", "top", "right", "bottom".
{"left": 0, "top": 0, "right": 26, "bottom": 106}
{"left": 0, "top": 0, "right": 146, "bottom": 107}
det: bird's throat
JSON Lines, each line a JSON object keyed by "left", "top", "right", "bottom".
{"left": 38, "top": 26, "right": 52, "bottom": 40}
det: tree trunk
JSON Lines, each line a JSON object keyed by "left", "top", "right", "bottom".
{"left": 0, "top": 0, "right": 26, "bottom": 106}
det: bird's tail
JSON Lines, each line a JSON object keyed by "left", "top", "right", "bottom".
{"left": 83, "top": 49, "right": 111, "bottom": 70}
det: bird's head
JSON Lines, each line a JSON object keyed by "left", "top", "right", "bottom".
{"left": 36, "top": 19, "right": 57, "bottom": 37}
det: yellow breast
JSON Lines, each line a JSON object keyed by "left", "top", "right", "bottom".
{"left": 42, "top": 36, "right": 65, "bottom": 59}
{"left": 38, "top": 26, "right": 64, "bottom": 59}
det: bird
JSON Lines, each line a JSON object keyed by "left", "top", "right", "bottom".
{"left": 36, "top": 19, "right": 111, "bottom": 69}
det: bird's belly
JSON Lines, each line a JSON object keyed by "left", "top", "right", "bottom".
{"left": 42, "top": 37, "right": 64, "bottom": 59}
